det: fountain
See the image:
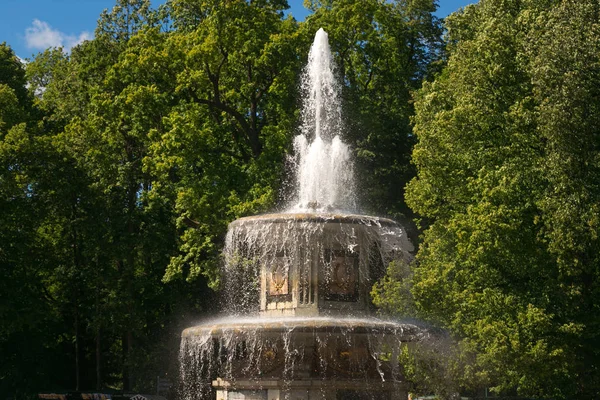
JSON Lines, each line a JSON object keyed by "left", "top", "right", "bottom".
{"left": 180, "top": 29, "right": 425, "bottom": 400}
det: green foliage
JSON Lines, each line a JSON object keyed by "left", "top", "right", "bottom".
{"left": 0, "top": 43, "right": 85, "bottom": 396}
{"left": 155, "top": 0, "right": 301, "bottom": 283}
{"left": 0, "top": 44, "right": 32, "bottom": 130}
{"left": 371, "top": 260, "right": 415, "bottom": 317}
{"left": 395, "top": 0, "right": 600, "bottom": 398}
{"left": 399, "top": 338, "right": 483, "bottom": 400}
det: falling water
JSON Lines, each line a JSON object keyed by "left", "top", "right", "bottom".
{"left": 219, "top": 214, "right": 414, "bottom": 315}
{"left": 180, "top": 316, "right": 422, "bottom": 399}
{"left": 290, "top": 28, "right": 357, "bottom": 212}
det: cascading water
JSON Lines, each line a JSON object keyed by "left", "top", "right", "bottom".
{"left": 179, "top": 29, "right": 426, "bottom": 400}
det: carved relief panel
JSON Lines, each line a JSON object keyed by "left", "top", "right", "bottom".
{"left": 267, "top": 250, "right": 292, "bottom": 301}
{"left": 324, "top": 249, "right": 359, "bottom": 302}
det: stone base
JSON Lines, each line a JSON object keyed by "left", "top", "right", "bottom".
{"left": 213, "top": 378, "right": 408, "bottom": 400}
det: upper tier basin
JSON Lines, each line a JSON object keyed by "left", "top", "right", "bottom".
{"left": 222, "top": 212, "right": 413, "bottom": 317}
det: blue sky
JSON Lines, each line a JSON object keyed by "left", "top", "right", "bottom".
{"left": 1, "top": 0, "right": 477, "bottom": 60}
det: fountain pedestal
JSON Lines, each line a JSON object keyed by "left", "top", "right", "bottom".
{"left": 180, "top": 214, "right": 422, "bottom": 400}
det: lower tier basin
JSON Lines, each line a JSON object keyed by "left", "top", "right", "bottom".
{"left": 180, "top": 317, "right": 425, "bottom": 400}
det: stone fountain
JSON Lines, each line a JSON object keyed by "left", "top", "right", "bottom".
{"left": 180, "top": 29, "right": 425, "bottom": 400}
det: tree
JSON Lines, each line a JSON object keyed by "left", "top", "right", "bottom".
{"left": 54, "top": 28, "right": 180, "bottom": 392}
{"left": 397, "top": 0, "right": 600, "bottom": 398}
{"left": 528, "top": 1, "right": 600, "bottom": 393}
{"left": 22, "top": 0, "right": 199, "bottom": 391}
{"left": 159, "top": 0, "right": 301, "bottom": 284}
{"left": 0, "top": 42, "right": 89, "bottom": 397}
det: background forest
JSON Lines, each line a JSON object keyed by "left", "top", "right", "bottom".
{"left": 1, "top": 0, "right": 598, "bottom": 399}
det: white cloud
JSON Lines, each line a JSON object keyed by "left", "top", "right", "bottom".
{"left": 25, "top": 19, "right": 92, "bottom": 52}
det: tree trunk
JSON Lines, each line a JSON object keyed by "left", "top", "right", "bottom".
{"left": 122, "top": 332, "right": 130, "bottom": 390}
{"left": 96, "top": 328, "right": 101, "bottom": 390}
{"left": 75, "top": 311, "right": 80, "bottom": 391}
{"left": 96, "top": 289, "right": 102, "bottom": 390}
{"left": 122, "top": 330, "right": 134, "bottom": 390}
{"left": 71, "top": 201, "right": 82, "bottom": 392}
{"left": 128, "top": 330, "right": 133, "bottom": 390}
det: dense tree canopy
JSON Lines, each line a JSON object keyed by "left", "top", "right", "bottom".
{"left": 397, "top": 0, "right": 600, "bottom": 398}
{"left": 3, "top": 0, "right": 599, "bottom": 399}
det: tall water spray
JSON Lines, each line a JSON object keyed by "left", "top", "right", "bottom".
{"left": 291, "top": 28, "right": 356, "bottom": 212}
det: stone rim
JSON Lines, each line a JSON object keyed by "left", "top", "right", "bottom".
{"left": 181, "top": 317, "right": 424, "bottom": 339}
{"left": 229, "top": 212, "right": 399, "bottom": 227}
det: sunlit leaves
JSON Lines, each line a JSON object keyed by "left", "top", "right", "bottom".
{"left": 402, "top": 0, "right": 600, "bottom": 397}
